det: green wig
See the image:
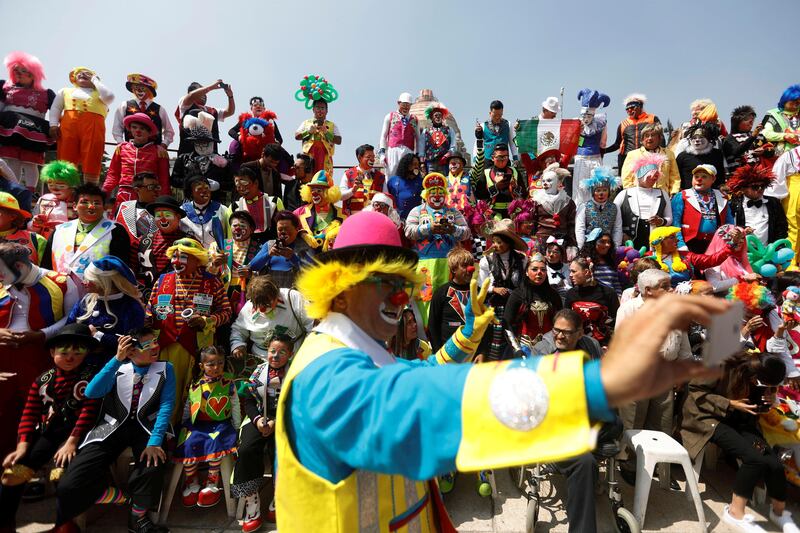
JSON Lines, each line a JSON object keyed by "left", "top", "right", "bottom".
{"left": 40, "top": 160, "right": 80, "bottom": 187}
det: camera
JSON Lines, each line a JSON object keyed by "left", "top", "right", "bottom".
{"left": 276, "top": 237, "right": 286, "bottom": 249}
{"left": 218, "top": 82, "right": 229, "bottom": 90}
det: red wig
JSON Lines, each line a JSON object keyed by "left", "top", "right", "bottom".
{"left": 726, "top": 164, "right": 775, "bottom": 195}
{"left": 4, "top": 51, "right": 45, "bottom": 91}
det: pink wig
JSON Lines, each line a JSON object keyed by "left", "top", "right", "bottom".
{"left": 4, "top": 51, "right": 45, "bottom": 91}
{"left": 705, "top": 224, "right": 752, "bottom": 279}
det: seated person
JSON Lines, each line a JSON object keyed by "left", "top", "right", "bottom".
{"left": 681, "top": 353, "right": 799, "bottom": 533}
{"left": 0, "top": 324, "right": 100, "bottom": 532}
{"left": 52, "top": 328, "right": 175, "bottom": 533}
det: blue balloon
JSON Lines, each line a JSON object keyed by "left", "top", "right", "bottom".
{"left": 775, "top": 248, "right": 795, "bottom": 266}
{"left": 761, "top": 264, "right": 778, "bottom": 278}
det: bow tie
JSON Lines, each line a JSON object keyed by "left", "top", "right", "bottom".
{"left": 747, "top": 199, "right": 763, "bottom": 208}
{"left": 551, "top": 270, "right": 565, "bottom": 279}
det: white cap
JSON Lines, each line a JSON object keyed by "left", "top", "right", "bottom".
{"left": 541, "top": 96, "right": 560, "bottom": 114}
{"left": 372, "top": 192, "right": 394, "bottom": 209}
{"left": 397, "top": 92, "right": 413, "bottom": 104}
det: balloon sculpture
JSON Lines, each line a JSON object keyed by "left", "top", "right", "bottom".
{"left": 746, "top": 235, "right": 795, "bottom": 277}
{"left": 294, "top": 74, "right": 338, "bottom": 109}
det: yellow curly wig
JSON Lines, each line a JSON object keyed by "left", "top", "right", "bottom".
{"left": 296, "top": 256, "right": 422, "bottom": 319}
{"left": 300, "top": 183, "right": 342, "bottom": 205}
{"left": 649, "top": 226, "right": 687, "bottom": 272}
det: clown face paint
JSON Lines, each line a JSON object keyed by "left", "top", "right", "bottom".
{"left": 690, "top": 135, "right": 709, "bottom": 152}
{"left": 12, "top": 65, "right": 34, "bottom": 88}
{"left": 234, "top": 176, "right": 258, "bottom": 198}
{"left": 267, "top": 340, "right": 291, "bottom": 369}
{"left": 47, "top": 180, "right": 73, "bottom": 201}
{"left": 171, "top": 251, "right": 189, "bottom": 273}
{"left": 128, "top": 122, "right": 150, "bottom": 144}
{"left": 194, "top": 141, "right": 214, "bottom": 157}
{"left": 76, "top": 195, "right": 103, "bottom": 224}
{"left": 580, "top": 109, "right": 596, "bottom": 126}
{"left": 131, "top": 83, "right": 152, "bottom": 101}
{"left": 52, "top": 346, "right": 88, "bottom": 372}
{"left": 540, "top": 173, "right": 558, "bottom": 194}
{"left": 250, "top": 99, "right": 265, "bottom": 114}
{"left": 153, "top": 208, "right": 180, "bottom": 233}
{"left": 426, "top": 187, "right": 446, "bottom": 209}
{"left": 191, "top": 182, "right": 211, "bottom": 204}
{"left": 449, "top": 158, "right": 464, "bottom": 175}
{"left": 231, "top": 218, "right": 252, "bottom": 242}
{"left": 593, "top": 186, "right": 610, "bottom": 203}
{"left": 371, "top": 201, "right": 389, "bottom": 215}
{"left": 309, "top": 185, "right": 326, "bottom": 205}
{"left": 432, "top": 111, "right": 443, "bottom": 125}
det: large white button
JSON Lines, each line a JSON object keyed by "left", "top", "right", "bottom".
{"left": 489, "top": 366, "right": 549, "bottom": 431}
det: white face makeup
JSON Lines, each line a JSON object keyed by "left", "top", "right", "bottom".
{"left": 378, "top": 301, "right": 403, "bottom": 325}
{"left": 690, "top": 136, "right": 709, "bottom": 151}
{"left": 171, "top": 251, "right": 188, "bottom": 273}
{"left": 231, "top": 219, "right": 252, "bottom": 241}
{"left": 426, "top": 187, "right": 446, "bottom": 209}
{"left": 310, "top": 186, "right": 325, "bottom": 205}
{"left": 194, "top": 141, "right": 213, "bottom": 156}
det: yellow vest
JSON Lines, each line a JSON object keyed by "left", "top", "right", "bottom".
{"left": 63, "top": 87, "right": 108, "bottom": 117}
{"left": 275, "top": 332, "right": 438, "bottom": 533}
{"left": 300, "top": 119, "right": 336, "bottom": 156}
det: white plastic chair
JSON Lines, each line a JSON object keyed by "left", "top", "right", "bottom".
{"left": 623, "top": 429, "right": 707, "bottom": 532}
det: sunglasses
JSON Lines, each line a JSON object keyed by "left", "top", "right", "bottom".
{"left": 363, "top": 275, "right": 416, "bottom": 296}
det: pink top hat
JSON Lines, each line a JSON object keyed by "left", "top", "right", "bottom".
{"left": 320, "top": 210, "right": 417, "bottom": 264}
{"left": 123, "top": 112, "right": 158, "bottom": 136}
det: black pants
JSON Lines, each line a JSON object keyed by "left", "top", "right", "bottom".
{"left": 554, "top": 453, "right": 598, "bottom": 533}
{"left": 711, "top": 421, "right": 787, "bottom": 501}
{"left": 0, "top": 430, "right": 66, "bottom": 528}
{"left": 231, "top": 421, "right": 274, "bottom": 498}
{"left": 56, "top": 418, "right": 167, "bottom": 523}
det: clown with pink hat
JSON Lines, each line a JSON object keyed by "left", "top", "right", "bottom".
{"left": 275, "top": 206, "right": 642, "bottom": 531}
{"left": 102, "top": 111, "right": 170, "bottom": 214}
{"left": 112, "top": 73, "right": 175, "bottom": 150}
{"left": 404, "top": 172, "right": 470, "bottom": 325}
{"left": 0, "top": 51, "right": 56, "bottom": 191}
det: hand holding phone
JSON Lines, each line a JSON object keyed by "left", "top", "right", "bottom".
{"left": 702, "top": 300, "right": 745, "bottom": 367}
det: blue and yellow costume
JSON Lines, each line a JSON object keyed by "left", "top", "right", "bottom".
{"left": 275, "top": 210, "right": 614, "bottom": 532}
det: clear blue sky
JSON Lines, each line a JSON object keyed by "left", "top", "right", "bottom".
{"left": 1, "top": 0, "right": 794, "bottom": 168}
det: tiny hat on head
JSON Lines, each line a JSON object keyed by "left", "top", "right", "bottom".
{"left": 692, "top": 164, "right": 717, "bottom": 177}
{"left": 122, "top": 112, "right": 158, "bottom": 136}
{"left": 541, "top": 96, "right": 560, "bottom": 114}
{"left": 577, "top": 88, "right": 611, "bottom": 112}
{"left": 308, "top": 170, "right": 332, "bottom": 188}
{"left": 86, "top": 255, "right": 137, "bottom": 285}
{"left": 125, "top": 73, "right": 157, "bottom": 96}
{"left": 45, "top": 323, "right": 100, "bottom": 350}
{"left": 69, "top": 66, "right": 94, "bottom": 85}
{"left": 0, "top": 191, "right": 31, "bottom": 221}
{"left": 422, "top": 172, "right": 446, "bottom": 191}
{"left": 397, "top": 92, "right": 413, "bottom": 104}
{"left": 489, "top": 218, "right": 528, "bottom": 252}
{"left": 146, "top": 196, "right": 187, "bottom": 218}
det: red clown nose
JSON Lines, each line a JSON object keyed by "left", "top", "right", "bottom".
{"left": 466, "top": 266, "right": 476, "bottom": 273}
{"left": 388, "top": 290, "right": 410, "bottom": 307}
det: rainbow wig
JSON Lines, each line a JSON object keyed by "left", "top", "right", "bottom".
{"left": 632, "top": 152, "right": 667, "bottom": 181}
{"left": 579, "top": 165, "right": 620, "bottom": 192}
{"left": 40, "top": 160, "right": 80, "bottom": 187}
{"left": 650, "top": 226, "right": 687, "bottom": 272}
{"left": 4, "top": 51, "right": 45, "bottom": 91}
{"left": 727, "top": 281, "right": 776, "bottom": 315}
{"left": 296, "top": 255, "right": 421, "bottom": 319}
{"left": 778, "top": 85, "right": 800, "bottom": 111}
{"left": 424, "top": 105, "right": 449, "bottom": 121}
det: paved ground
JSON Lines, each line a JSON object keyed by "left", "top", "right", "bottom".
{"left": 16, "top": 460, "right": 800, "bottom": 532}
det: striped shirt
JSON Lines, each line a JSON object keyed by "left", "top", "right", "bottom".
{"left": 18, "top": 367, "right": 101, "bottom": 443}
{"left": 146, "top": 271, "right": 232, "bottom": 329}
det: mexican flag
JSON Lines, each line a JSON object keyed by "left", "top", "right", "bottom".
{"left": 515, "top": 118, "right": 582, "bottom": 174}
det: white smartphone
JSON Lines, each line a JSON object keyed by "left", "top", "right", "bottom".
{"left": 702, "top": 300, "right": 745, "bottom": 367}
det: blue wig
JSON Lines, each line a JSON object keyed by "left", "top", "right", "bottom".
{"left": 579, "top": 165, "right": 621, "bottom": 191}
{"left": 778, "top": 84, "right": 800, "bottom": 110}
